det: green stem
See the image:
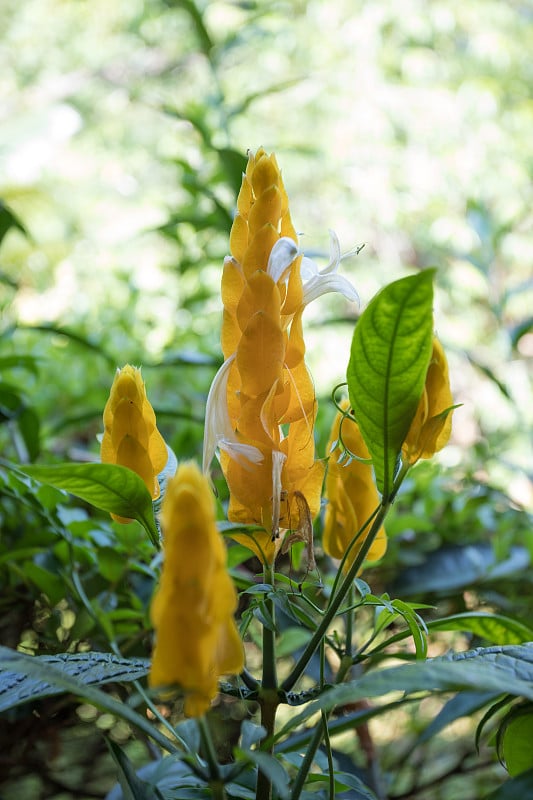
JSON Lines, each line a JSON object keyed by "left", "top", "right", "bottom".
{"left": 281, "top": 464, "right": 409, "bottom": 694}
{"left": 256, "top": 562, "right": 279, "bottom": 800}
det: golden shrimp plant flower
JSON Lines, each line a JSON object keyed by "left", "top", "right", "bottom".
{"left": 402, "top": 337, "right": 455, "bottom": 465}
{"left": 101, "top": 365, "right": 168, "bottom": 521}
{"left": 203, "top": 149, "right": 358, "bottom": 563}
{"left": 323, "top": 401, "right": 387, "bottom": 572}
{"left": 149, "top": 461, "right": 244, "bottom": 717}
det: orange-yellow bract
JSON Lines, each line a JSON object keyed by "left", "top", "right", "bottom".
{"left": 402, "top": 337, "right": 454, "bottom": 465}
{"left": 149, "top": 461, "right": 244, "bottom": 717}
{"left": 323, "top": 402, "right": 387, "bottom": 573}
{"left": 101, "top": 365, "right": 167, "bottom": 521}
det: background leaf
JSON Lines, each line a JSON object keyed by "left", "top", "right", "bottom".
{"left": 347, "top": 270, "right": 435, "bottom": 498}
{"left": 20, "top": 463, "right": 160, "bottom": 546}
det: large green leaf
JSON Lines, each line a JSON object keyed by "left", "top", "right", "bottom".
{"left": 0, "top": 647, "right": 177, "bottom": 754}
{"left": 347, "top": 270, "right": 434, "bottom": 498}
{"left": 0, "top": 648, "right": 149, "bottom": 711}
{"left": 275, "top": 644, "right": 533, "bottom": 740}
{"left": 20, "top": 463, "right": 160, "bottom": 547}
{"left": 501, "top": 707, "right": 533, "bottom": 776}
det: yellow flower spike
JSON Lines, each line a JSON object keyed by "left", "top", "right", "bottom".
{"left": 149, "top": 461, "right": 244, "bottom": 717}
{"left": 204, "top": 149, "right": 359, "bottom": 564}
{"left": 323, "top": 402, "right": 387, "bottom": 573}
{"left": 101, "top": 365, "right": 167, "bottom": 521}
{"left": 402, "top": 337, "right": 455, "bottom": 465}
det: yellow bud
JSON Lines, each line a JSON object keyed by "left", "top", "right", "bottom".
{"left": 402, "top": 338, "right": 454, "bottom": 464}
{"left": 101, "top": 365, "right": 167, "bottom": 521}
{"left": 149, "top": 462, "right": 244, "bottom": 716}
{"left": 323, "top": 402, "right": 386, "bottom": 573}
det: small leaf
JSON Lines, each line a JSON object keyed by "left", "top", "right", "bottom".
{"left": 20, "top": 463, "right": 160, "bottom": 547}
{"left": 347, "top": 270, "right": 435, "bottom": 498}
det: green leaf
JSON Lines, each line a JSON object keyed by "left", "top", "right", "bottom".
{"left": 0, "top": 200, "right": 28, "bottom": 245}
{"left": 428, "top": 612, "right": 533, "bottom": 646}
{"left": 347, "top": 270, "right": 435, "bottom": 498}
{"left": 107, "top": 739, "right": 165, "bottom": 800}
{"left": 502, "top": 707, "right": 533, "bottom": 776}
{"left": 20, "top": 463, "right": 160, "bottom": 547}
{"left": 275, "top": 644, "right": 533, "bottom": 740}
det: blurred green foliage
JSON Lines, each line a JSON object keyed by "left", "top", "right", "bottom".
{"left": 1, "top": 0, "right": 532, "bottom": 798}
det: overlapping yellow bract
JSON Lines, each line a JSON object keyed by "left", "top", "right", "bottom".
{"left": 218, "top": 149, "right": 324, "bottom": 562}
{"left": 101, "top": 365, "right": 167, "bottom": 521}
{"left": 402, "top": 337, "right": 454, "bottom": 464}
{"left": 149, "top": 461, "right": 244, "bottom": 717}
{"left": 323, "top": 402, "right": 387, "bottom": 573}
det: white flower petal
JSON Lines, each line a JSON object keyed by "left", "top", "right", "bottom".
{"left": 203, "top": 354, "right": 263, "bottom": 477}
{"left": 302, "top": 273, "right": 359, "bottom": 307}
{"left": 319, "top": 229, "right": 341, "bottom": 275}
{"left": 271, "top": 450, "right": 287, "bottom": 538}
{"left": 218, "top": 438, "right": 263, "bottom": 469}
{"left": 267, "top": 237, "right": 300, "bottom": 284}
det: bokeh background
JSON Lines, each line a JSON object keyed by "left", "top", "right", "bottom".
{"left": 1, "top": 1, "right": 532, "bottom": 798}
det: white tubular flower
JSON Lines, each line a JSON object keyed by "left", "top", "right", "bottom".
{"left": 300, "top": 229, "right": 360, "bottom": 307}
{"left": 202, "top": 354, "right": 263, "bottom": 478}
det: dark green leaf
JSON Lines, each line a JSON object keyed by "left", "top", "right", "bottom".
{"left": 484, "top": 767, "right": 533, "bottom": 799}
{"left": 347, "top": 270, "right": 435, "bottom": 498}
{"left": 20, "top": 463, "right": 160, "bottom": 547}
{"left": 0, "top": 647, "right": 149, "bottom": 712}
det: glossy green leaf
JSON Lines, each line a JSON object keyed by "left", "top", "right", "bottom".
{"left": 347, "top": 270, "right": 435, "bottom": 498}
{"left": 20, "top": 463, "right": 160, "bottom": 547}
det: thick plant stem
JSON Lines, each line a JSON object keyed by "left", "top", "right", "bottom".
{"left": 256, "top": 562, "right": 279, "bottom": 800}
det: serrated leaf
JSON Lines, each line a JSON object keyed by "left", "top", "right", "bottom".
{"left": 20, "top": 463, "right": 160, "bottom": 547}
{"left": 274, "top": 644, "right": 533, "bottom": 740}
{"left": 0, "top": 647, "right": 178, "bottom": 755}
{"left": 0, "top": 648, "right": 149, "bottom": 712}
{"left": 347, "top": 270, "right": 434, "bottom": 498}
